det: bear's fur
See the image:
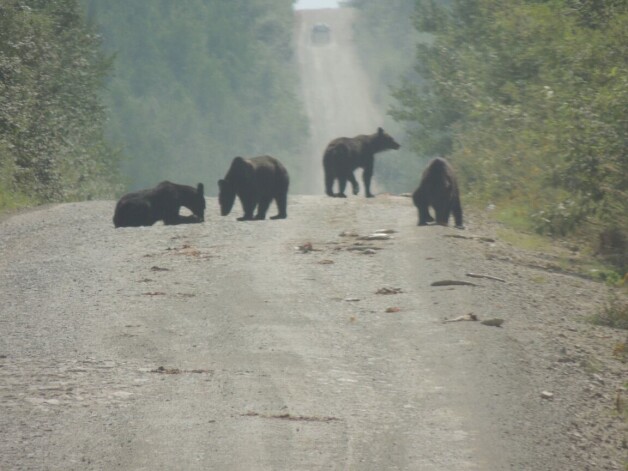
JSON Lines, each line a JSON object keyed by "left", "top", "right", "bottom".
{"left": 412, "top": 157, "right": 463, "bottom": 228}
{"left": 113, "top": 181, "right": 205, "bottom": 228}
{"left": 218, "top": 155, "right": 289, "bottom": 221}
{"left": 323, "top": 127, "right": 400, "bottom": 198}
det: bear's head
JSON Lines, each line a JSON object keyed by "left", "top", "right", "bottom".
{"left": 218, "top": 179, "right": 236, "bottom": 216}
{"left": 189, "top": 183, "right": 206, "bottom": 221}
{"left": 373, "top": 127, "right": 401, "bottom": 152}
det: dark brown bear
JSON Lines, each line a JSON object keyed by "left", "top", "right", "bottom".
{"left": 218, "top": 155, "right": 289, "bottom": 221}
{"left": 412, "top": 157, "right": 463, "bottom": 228}
{"left": 113, "top": 181, "right": 205, "bottom": 227}
{"left": 323, "top": 127, "right": 400, "bottom": 198}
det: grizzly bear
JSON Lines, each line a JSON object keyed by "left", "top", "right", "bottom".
{"left": 412, "top": 157, "right": 463, "bottom": 228}
{"left": 323, "top": 127, "right": 400, "bottom": 198}
{"left": 113, "top": 181, "right": 205, "bottom": 228}
{"left": 218, "top": 155, "right": 289, "bottom": 221}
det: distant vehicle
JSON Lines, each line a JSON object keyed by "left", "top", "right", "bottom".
{"left": 311, "top": 23, "right": 331, "bottom": 44}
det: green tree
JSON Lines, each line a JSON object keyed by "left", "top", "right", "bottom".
{"left": 0, "top": 0, "right": 121, "bottom": 206}
{"left": 389, "top": 0, "right": 626, "bottom": 263}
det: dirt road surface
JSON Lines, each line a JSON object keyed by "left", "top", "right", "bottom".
{"left": 1, "top": 6, "right": 626, "bottom": 471}
{"left": 1, "top": 198, "right": 625, "bottom": 470}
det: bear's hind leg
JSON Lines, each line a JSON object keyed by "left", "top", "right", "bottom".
{"left": 116, "top": 200, "right": 155, "bottom": 227}
{"left": 434, "top": 203, "right": 451, "bottom": 226}
{"left": 362, "top": 165, "right": 374, "bottom": 198}
{"left": 270, "top": 191, "right": 288, "bottom": 219}
{"left": 335, "top": 176, "right": 348, "bottom": 198}
{"left": 452, "top": 197, "right": 464, "bottom": 229}
{"left": 324, "top": 166, "right": 335, "bottom": 197}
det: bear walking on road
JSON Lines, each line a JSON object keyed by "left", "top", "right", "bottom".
{"left": 323, "top": 127, "right": 400, "bottom": 198}
{"left": 218, "top": 155, "right": 289, "bottom": 221}
{"left": 412, "top": 157, "right": 464, "bottom": 228}
{"left": 113, "top": 181, "right": 205, "bottom": 228}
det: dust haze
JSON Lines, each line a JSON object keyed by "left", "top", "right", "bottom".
{"left": 295, "top": 8, "right": 386, "bottom": 194}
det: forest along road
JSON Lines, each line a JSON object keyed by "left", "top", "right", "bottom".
{"left": 1, "top": 197, "right": 624, "bottom": 470}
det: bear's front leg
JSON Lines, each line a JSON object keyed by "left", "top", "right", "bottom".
{"left": 348, "top": 172, "right": 360, "bottom": 195}
{"left": 238, "top": 199, "right": 256, "bottom": 221}
{"left": 334, "top": 176, "right": 348, "bottom": 197}
{"left": 417, "top": 205, "right": 431, "bottom": 226}
{"left": 434, "top": 203, "right": 450, "bottom": 226}
{"left": 270, "top": 192, "right": 288, "bottom": 219}
{"left": 325, "top": 172, "right": 336, "bottom": 197}
{"left": 362, "top": 165, "right": 374, "bottom": 198}
{"left": 452, "top": 198, "right": 464, "bottom": 229}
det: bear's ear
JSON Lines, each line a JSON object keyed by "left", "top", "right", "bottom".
{"left": 197, "top": 183, "right": 204, "bottom": 195}
{"left": 377, "top": 127, "right": 384, "bottom": 135}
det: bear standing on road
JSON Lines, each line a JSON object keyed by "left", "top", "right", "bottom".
{"left": 412, "top": 157, "right": 464, "bottom": 229}
{"left": 113, "top": 181, "right": 205, "bottom": 227}
{"left": 218, "top": 155, "right": 289, "bottom": 221}
{"left": 323, "top": 127, "right": 400, "bottom": 198}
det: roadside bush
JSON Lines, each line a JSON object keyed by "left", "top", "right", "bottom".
{"left": 385, "top": 0, "right": 627, "bottom": 260}
{"left": 592, "top": 292, "right": 628, "bottom": 330}
{"left": 597, "top": 227, "right": 628, "bottom": 272}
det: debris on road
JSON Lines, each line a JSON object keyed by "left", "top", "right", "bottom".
{"left": 466, "top": 272, "right": 507, "bottom": 283}
{"left": 359, "top": 233, "right": 393, "bottom": 241}
{"left": 169, "top": 244, "right": 206, "bottom": 258}
{"left": 442, "top": 314, "right": 503, "bottom": 327}
{"left": 318, "top": 259, "right": 334, "bottom": 264}
{"left": 242, "top": 411, "right": 340, "bottom": 423}
{"left": 150, "top": 366, "right": 212, "bottom": 375}
{"left": 443, "top": 313, "right": 478, "bottom": 323}
{"left": 431, "top": 280, "right": 477, "bottom": 287}
{"left": 150, "top": 266, "right": 170, "bottom": 271}
{"left": 443, "top": 234, "right": 496, "bottom": 243}
{"left": 339, "top": 230, "right": 359, "bottom": 237}
{"left": 346, "top": 244, "right": 381, "bottom": 252}
{"left": 540, "top": 391, "right": 554, "bottom": 400}
{"left": 376, "top": 287, "right": 403, "bottom": 295}
{"left": 296, "top": 242, "right": 320, "bottom": 253}
{"left": 385, "top": 307, "right": 402, "bottom": 313}
{"left": 481, "top": 318, "right": 505, "bottom": 327}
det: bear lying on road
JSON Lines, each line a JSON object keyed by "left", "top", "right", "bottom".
{"left": 412, "top": 157, "right": 463, "bottom": 228}
{"left": 218, "top": 155, "right": 289, "bottom": 221}
{"left": 323, "top": 127, "right": 400, "bottom": 198}
{"left": 113, "top": 181, "right": 205, "bottom": 228}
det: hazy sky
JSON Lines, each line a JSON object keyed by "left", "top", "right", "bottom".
{"left": 293, "top": 0, "right": 340, "bottom": 10}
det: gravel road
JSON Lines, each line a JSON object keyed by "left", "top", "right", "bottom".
{"left": 1, "top": 197, "right": 625, "bottom": 470}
